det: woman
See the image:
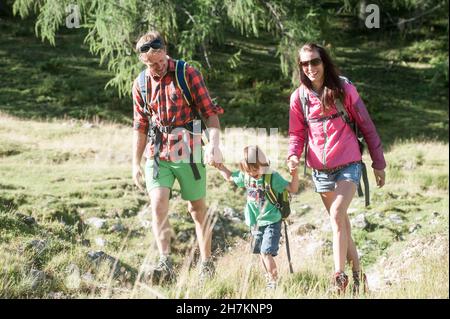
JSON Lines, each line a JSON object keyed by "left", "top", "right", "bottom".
{"left": 287, "top": 43, "right": 386, "bottom": 294}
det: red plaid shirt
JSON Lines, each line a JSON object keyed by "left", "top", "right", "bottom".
{"left": 133, "top": 58, "right": 224, "bottom": 161}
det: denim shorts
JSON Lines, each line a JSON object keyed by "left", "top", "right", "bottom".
{"left": 312, "top": 162, "right": 362, "bottom": 193}
{"left": 251, "top": 221, "right": 282, "bottom": 256}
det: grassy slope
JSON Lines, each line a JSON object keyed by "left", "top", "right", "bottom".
{"left": 0, "top": 17, "right": 131, "bottom": 123}
{"left": 1, "top": 114, "right": 447, "bottom": 298}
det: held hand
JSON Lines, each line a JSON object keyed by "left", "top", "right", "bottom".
{"left": 287, "top": 156, "right": 299, "bottom": 174}
{"left": 373, "top": 168, "right": 386, "bottom": 188}
{"left": 290, "top": 166, "right": 298, "bottom": 176}
{"left": 132, "top": 163, "right": 145, "bottom": 192}
{"left": 204, "top": 144, "right": 223, "bottom": 167}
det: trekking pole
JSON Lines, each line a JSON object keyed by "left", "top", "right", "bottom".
{"left": 360, "top": 162, "right": 370, "bottom": 207}
{"left": 357, "top": 183, "right": 364, "bottom": 197}
{"left": 303, "top": 136, "right": 309, "bottom": 177}
{"left": 283, "top": 220, "right": 294, "bottom": 274}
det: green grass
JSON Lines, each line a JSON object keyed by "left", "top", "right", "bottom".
{"left": 0, "top": 17, "right": 131, "bottom": 123}
{"left": 1, "top": 111, "right": 448, "bottom": 298}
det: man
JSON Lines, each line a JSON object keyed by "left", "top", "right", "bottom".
{"left": 132, "top": 31, "right": 224, "bottom": 283}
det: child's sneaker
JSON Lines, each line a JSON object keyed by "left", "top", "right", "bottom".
{"left": 266, "top": 280, "right": 277, "bottom": 290}
{"left": 264, "top": 274, "right": 277, "bottom": 290}
{"left": 333, "top": 271, "right": 349, "bottom": 295}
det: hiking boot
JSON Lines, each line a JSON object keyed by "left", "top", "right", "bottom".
{"left": 142, "top": 255, "right": 176, "bottom": 285}
{"left": 199, "top": 259, "right": 216, "bottom": 282}
{"left": 351, "top": 270, "right": 369, "bottom": 296}
{"left": 333, "top": 272, "right": 349, "bottom": 295}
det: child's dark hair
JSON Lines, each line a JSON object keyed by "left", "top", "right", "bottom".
{"left": 239, "top": 145, "right": 269, "bottom": 173}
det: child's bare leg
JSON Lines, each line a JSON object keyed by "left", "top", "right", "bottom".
{"left": 259, "top": 255, "right": 267, "bottom": 272}
{"left": 261, "top": 253, "right": 278, "bottom": 281}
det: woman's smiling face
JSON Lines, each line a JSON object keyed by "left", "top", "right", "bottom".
{"left": 300, "top": 48, "right": 324, "bottom": 88}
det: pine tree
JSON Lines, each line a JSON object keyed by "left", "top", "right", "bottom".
{"left": 12, "top": 0, "right": 327, "bottom": 95}
{"left": 12, "top": 0, "right": 447, "bottom": 95}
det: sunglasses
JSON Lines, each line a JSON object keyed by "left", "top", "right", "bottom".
{"left": 300, "top": 58, "right": 322, "bottom": 68}
{"left": 138, "top": 39, "right": 164, "bottom": 53}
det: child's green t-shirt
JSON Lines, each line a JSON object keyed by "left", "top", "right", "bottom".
{"left": 231, "top": 170, "right": 289, "bottom": 227}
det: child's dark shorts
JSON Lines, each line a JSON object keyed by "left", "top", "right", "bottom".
{"left": 251, "top": 220, "right": 282, "bottom": 256}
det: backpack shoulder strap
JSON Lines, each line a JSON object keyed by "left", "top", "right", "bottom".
{"left": 175, "top": 59, "right": 210, "bottom": 143}
{"left": 175, "top": 60, "right": 193, "bottom": 106}
{"left": 339, "top": 75, "right": 352, "bottom": 85}
{"left": 138, "top": 70, "right": 150, "bottom": 114}
{"left": 335, "top": 98, "right": 351, "bottom": 124}
{"left": 298, "top": 85, "right": 309, "bottom": 125}
{"left": 336, "top": 76, "right": 352, "bottom": 124}
{"left": 298, "top": 85, "right": 310, "bottom": 176}
{"left": 263, "top": 174, "right": 278, "bottom": 206}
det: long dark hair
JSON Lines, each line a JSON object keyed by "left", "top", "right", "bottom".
{"left": 298, "top": 43, "right": 344, "bottom": 113}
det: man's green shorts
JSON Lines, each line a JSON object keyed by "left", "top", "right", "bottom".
{"left": 145, "top": 159, "right": 206, "bottom": 201}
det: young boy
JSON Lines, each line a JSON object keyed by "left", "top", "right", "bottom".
{"left": 217, "top": 145, "right": 299, "bottom": 289}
